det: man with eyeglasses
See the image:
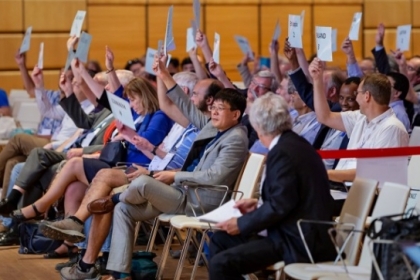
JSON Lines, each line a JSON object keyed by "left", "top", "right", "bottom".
{"left": 124, "top": 58, "right": 144, "bottom": 78}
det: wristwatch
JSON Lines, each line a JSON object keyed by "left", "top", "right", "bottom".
{"left": 148, "top": 171, "right": 154, "bottom": 177}
{"left": 151, "top": 146, "right": 158, "bottom": 155}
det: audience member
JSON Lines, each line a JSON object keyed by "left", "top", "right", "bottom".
{"left": 0, "top": 89, "right": 11, "bottom": 117}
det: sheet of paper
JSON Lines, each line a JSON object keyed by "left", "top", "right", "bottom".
{"left": 37, "top": 42, "right": 44, "bottom": 69}
{"left": 70, "top": 10, "right": 86, "bottom": 37}
{"left": 356, "top": 156, "right": 409, "bottom": 188}
{"left": 332, "top": 28, "right": 338, "bottom": 52}
{"left": 20, "top": 26, "right": 32, "bottom": 54}
{"left": 186, "top": 27, "right": 196, "bottom": 52}
{"left": 148, "top": 153, "right": 175, "bottom": 171}
{"left": 405, "top": 189, "right": 420, "bottom": 212}
{"left": 316, "top": 26, "right": 332, "bottom": 62}
{"left": 234, "top": 35, "right": 253, "bottom": 60}
{"left": 300, "top": 10, "right": 305, "bottom": 34}
{"left": 272, "top": 19, "right": 281, "bottom": 41}
{"left": 288, "top": 14, "right": 302, "bottom": 48}
{"left": 193, "top": 0, "right": 200, "bottom": 30}
{"left": 349, "top": 12, "right": 362, "bottom": 41}
{"left": 397, "top": 24, "right": 412, "bottom": 52}
{"left": 106, "top": 91, "right": 136, "bottom": 131}
{"left": 164, "top": 5, "right": 175, "bottom": 54}
{"left": 330, "top": 190, "right": 348, "bottom": 200}
{"left": 145, "top": 47, "right": 172, "bottom": 76}
{"left": 75, "top": 31, "right": 92, "bottom": 63}
{"left": 195, "top": 200, "right": 242, "bottom": 224}
{"left": 213, "top": 32, "right": 220, "bottom": 64}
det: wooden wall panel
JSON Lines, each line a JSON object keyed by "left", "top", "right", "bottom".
{"left": 24, "top": 0, "right": 86, "bottom": 32}
{"left": 206, "top": 0, "right": 258, "bottom": 3}
{"left": 0, "top": 35, "right": 24, "bottom": 70}
{"left": 88, "top": 0, "right": 146, "bottom": 3}
{"left": 205, "top": 5, "right": 258, "bottom": 81}
{"left": 0, "top": 70, "right": 60, "bottom": 95}
{"left": 314, "top": 0, "right": 362, "bottom": 2}
{"left": 313, "top": 5, "right": 363, "bottom": 68}
{"left": 261, "top": 0, "right": 311, "bottom": 3}
{"left": 364, "top": 0, "right": 411, "bottom": 28}
{"left": 411, "top": 29, "right": 420, "bottom": 58}
{"left": 260, "top": 4, "right": 312, "bottom": 58}
{"left": 0, "top": 0, "right": 23, "bottom": 32}
{"left": 413, "top": 0, "right": 420, "bottom": 28}
{"left": 88, "top": 5, "right": 146, "bottom": 70}
{"left": 25, "top": 34, "right": 69, "bottom": 69}
{"left": 42, "top": 70, "right": 61, "bottom": 90}
{"left": 362, "top": 29, "right": 411, "bottom": 58}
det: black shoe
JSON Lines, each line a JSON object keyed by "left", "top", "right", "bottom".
{"left": 55, "top": 253, "right": 81, "bottom": 271}
{"left": 0, "top": 228, "right": 19, "bottom": 246}
{"left": 95, "top": 256, "right": 109, "bottom": 275}
{"left": 0, "top": 199, "right": 17, "bottom": 216}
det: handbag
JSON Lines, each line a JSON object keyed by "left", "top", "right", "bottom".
{"left": 99, "top": 141, "right": 127, "bottom": 166}
{"left": 367, "top": 212, "right": 420, "bottom": 280}
{"left": 184, "top": 182, "right": 230, "bottom": 217}
{"left": 131, "top": 251, "right": 158, "bottom": 280}
{"left": 18, "top": 221, "right": 62, "bottom": 254}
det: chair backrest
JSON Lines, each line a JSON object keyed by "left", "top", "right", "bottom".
{"left": 233, "top": 152, "right": 265, "bottom": 200}
{"left": 408, "top": 155, "right": 420, "bottom": 189}
{"left": 9, "top": 89, "right": 30, "bottom": 107}
{"left": 15, "top": 101, "right": 41, "bottom": 130}
{"left": 409, "top": 127, "right": 420, "bottom": 147}
{"left": 358, "top": 182, "right": 411, "bottom": 269}
{"left": 336, "top": 177, "right": 378, "bottom": 265}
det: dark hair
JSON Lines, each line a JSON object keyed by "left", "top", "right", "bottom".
{"left": 344, "top": 76, "right": 361, "bottom": 86}
{"left": 87, "top": 60, "right": 102, "bottom": 73}
{"left": 205, "top": 80, "right": 224, "bottom": 100}
{"left": 214, "top": 88, "right": 247, "bottom": 122}
{"left": 124, "top": 58, "right": 143, "bottom": 71}
{"left": 181, "top": 57, "right": 193, "bottom": 67}
{"left": 169, "top": 58, "right": 180, "bottom": 68}
{"left": 387, "top": 72, "right": 410, "bottom": 100}
{"left": 328, "top": 70, "right": 346, "bottom": 92}
{"left": 362, "top": 73, "right": 391, "bottom": 105}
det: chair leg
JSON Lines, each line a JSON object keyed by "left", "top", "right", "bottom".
{"left": 156, "top": 225, "right": 175, "bottom": 280}
{"left": 173, "top": 228, "right": 193, "bottom": 280}
{"left": 190, "top": 230, "right": 209, "bottom": 280}
{"left": 174, "top": 228, "right": 185, "bottom": 246}
{"left": 133, "top": 221, "right": 141, "bottom": 248}
{"left": 146, "top": 218, "right": 160, "bottom": 252}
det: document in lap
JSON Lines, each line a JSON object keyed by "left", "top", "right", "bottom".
{"left": 196, "top": 200, "right": 242, "bottom": 224}
{"left": 107, "top": 92, "right": 136, "bottom": 131}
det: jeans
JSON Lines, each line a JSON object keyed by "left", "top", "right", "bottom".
{"left": 75, "top": 215, "right": 112, "bottom": 252}
{"left": 1, "top": 162, "right": 25, "bottom": 228}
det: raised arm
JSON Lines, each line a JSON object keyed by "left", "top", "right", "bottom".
{"left": 196, "top": 30, "right": 213, "bottom": 63}
{"left": 392, "top": 50, "right": 418, "bottom": 104}
{"left": 208, "top": 58, "right": 234, "bottom": 89}
{"left": 154, "top": 55, "right": 209, "bottom": 129}
{"left": 342, "top": 37, "right": 363, "bottom": 78}
{"left": 188, "top": 47, "right": 208, "bottom": 80}
{"left": 269, "top": 40, "right": 283, "bottom": 84}
{"left": 295, "top": 47, "right": 313, "bottom": 83}
{"left": 310, "top": 58, "right": 345, "bottom": 131}
{"left": 71, "top": 59, "right": 98, "bottom": 107}
{"left": 105, "top": 46, "right": 121, "bottom": 93}
{"left": 236, "top": 53, "right": 253, "bottom": 87}
{"left": 14, "top": 50, "right": 35, "bottom": 98}
{"left": 371, "top": 23, "right": 390, "bottom": 75}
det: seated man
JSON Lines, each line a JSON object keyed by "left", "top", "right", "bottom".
{"left": 46, "top": 56, "right": 249, "bottom": 280}
{"left": 0, "top": 88, "right": 11, "bottom": 117}
{"left": 309, "top": 58, "right": 409, "bottom": 183}
{"left": 209, "top": 93, "right": 336, "bottom": 279}
{"left": 387, "top": 72, "right": 411, "bottom": 133}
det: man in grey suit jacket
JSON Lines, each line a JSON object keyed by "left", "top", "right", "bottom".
{"left": 53, "top": 60, "right": 249, "bottom": 279}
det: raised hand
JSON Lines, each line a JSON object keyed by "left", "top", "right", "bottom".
{"left": 341, "top": 37, "right": 354, "bottom": 55}
{"left": 67, "top": 36, "right": 79, "bottom": 51}
{"left": 241, "top": 52, "right": 254, "bottom": 66}
{"left": 59, "top": 71, "right": 72, "bottom": 96}
{"left": 375, "top": 23, "right": 385, "bottom": 47}
{"left": 391, "top": 49, "right": 406, "bottom": 66}
{"left": 195, "top": 29, "right": 208, "bottom": 48}
{"left": 209, "top": 58, "right": 223, "bottom": 78}
{"left": 269, "top": 40, "right": 280, "bottom": 56}
{"left": 31, "top": 66, "right": 43, "bottom": 88}
{"left": 14, "top": 50, "right": 25, "bottom": 66}
{"left": 152, "top": 54, "right": 170, "bottom": 79}
{"left": 308, "top": 58, "right": 324, "bottom": 80}
{"left": 105, "top": 46, "right": 115, "bottom": 71}
{"left": 283, "top": 39, "right": 297, "bottom": 62}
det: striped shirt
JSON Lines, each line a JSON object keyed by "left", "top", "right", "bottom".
{"left": 166, "top": 123, "right": 199, "bottom": 170}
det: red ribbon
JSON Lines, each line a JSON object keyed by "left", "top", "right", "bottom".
{"left": 317, "top": 146, "right": 420, "bottom": 159}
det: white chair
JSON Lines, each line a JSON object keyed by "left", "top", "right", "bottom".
{"left": 8, "top": 89, "right": 30, "bottom": 108}
{"left": 284, "top": 181, "right": 411, "bottom": 280}
{"left": 15, "top": 101, "right": 41, "bottom": 131}
{"left": 409, "top": 127, "right": 420, "bottom": 147}
{"left": 157, "top": 152, "right": 266, "bottom": 280}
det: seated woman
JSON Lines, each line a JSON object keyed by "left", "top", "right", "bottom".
{"left": 10, "top": 55, "right": 173, "bottom": 223}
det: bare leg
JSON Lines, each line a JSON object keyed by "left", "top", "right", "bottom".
{"left": 82, "top": 213, "right": 113, "bottom": 264}
{"left": 73, "top": 168, "right": 128, "bottom": 222}
{"left": 19, "top": 157, "right": 89, "bottom": 218}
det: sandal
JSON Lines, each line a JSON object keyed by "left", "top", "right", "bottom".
{"left": 44, "top": 242, "right": 78, "bottom": 259}
{"left": 11, "top": 204, "right": 44, "bottom": 223}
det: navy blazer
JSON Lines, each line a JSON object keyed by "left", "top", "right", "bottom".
{"left": 237, "top": 130, "right": 336, "bottom": 264}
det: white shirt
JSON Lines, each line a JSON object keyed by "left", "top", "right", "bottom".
{"left": 51, "top": 99, "right": 95, "bottom": 150}
{"left": 335, "top": 109, "right": 409, "bottom": 170}
{"left": 258, "top": 134, "right": 281, "bottom": 237}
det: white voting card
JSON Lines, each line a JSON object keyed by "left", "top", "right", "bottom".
{"left": 20, "top": 26, "right": 32, "bottom": 54}
{"left": 397, "top": 24, "right": 412, "bottom": 52}
{"left": 37, "top": 42, "right": 44, "bottom": 69}
{"left": 316, "top": 26, "right": 333, "bottom": 62}
{"left": 64, "top": 50, "right": 76, "bottom": 71}
{"left": 193, "top": 0, "right": 200, "bottom": 30}
{"left": 187, "top": 27, "right": 197, "bottom": 52}
{"left": 288, "top": 15, "right": 302, "bottom": 48}
{"left": 70, "top": 10, "right": 86, "bottom": 37}
{"left": 234, "top": 35, "right": 253, "bottom": 60}
{"left": 75, "top": 32, "right": 92, "bottom": 63}
{"left": 349, "top": 12, "right": 362, "bottom": 41}
{"left": 213, "top": 32, "right": 221, "bottom": 64}
{"left": 164, "top": 6, "right": 175, "bottom": 54}
{"left": 332, "top": 28, "right": 338, "bottom": 52}
{"left": 196, "top": 200, "right": 242, "bottom": 224}
{"left": 106, "top": 92, "right": 136, "bottom": 131}
{"left": 145, "top": 48, "right": 172, "bottom": 76}
{"left": 272, "top": 19, "right": 281, "bottom": 41}
{"left": 300, "top": 10, "right": 305, "bottom": 34}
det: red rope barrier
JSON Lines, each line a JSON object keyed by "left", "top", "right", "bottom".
{"left": 317, "top": 146, "right": 420, "bottom": 159}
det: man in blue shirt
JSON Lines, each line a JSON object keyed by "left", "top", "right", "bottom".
{"left": 387, "top": 72, "right": 411, "bottom": 133}
{"left": 0, "top": 89, "right": 11, "bottom": 117}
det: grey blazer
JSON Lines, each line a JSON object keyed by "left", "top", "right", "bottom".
{"left": 59, "top": 94, "right": 113, "bottom": 154}
{"left": 167, "top": 85, "right": 249, "bottom": 190}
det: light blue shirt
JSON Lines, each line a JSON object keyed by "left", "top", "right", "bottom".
{"left": 166, "top": 123, "right": 199, "bottom": 170}
{"left": 390, "top": 100, "right": 411, "bottom": 133}
{"left": 347, "top": 62, "right": 364, "bottom": 78}
{"left": 292, "top": 111, "right": 321, "bottom": 145}
{"left": 250, "top": 140, "right": 269, "bottom": 155}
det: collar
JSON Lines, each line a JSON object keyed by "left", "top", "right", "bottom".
{"left": 268, "top": 134, "right": 281, "bottom": 151}
{"left": 390, "top": 100, "right": 404, "bottom": 108}
{"left": 296, "top": 111, "right": 316, "bottom": 122}
{"left": 365, "top": 108, "right": 393, "bottom": 126}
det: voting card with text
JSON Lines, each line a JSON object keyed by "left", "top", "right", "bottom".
{"left": 288, "top": 15, "right": 302, "bottom": 48}
{"left": 213, "top": 33, "right": 221, "bottom": 64}
{"left": 349, "top": 12, "right": 362, "bottom": 41}
{"left": 187, "top": 27, "right": 196, "bottom": 52}
{"left": 75, "top": 32, "right": 92, "bottom": 63}
{"left": 107, "top": 92, "right": 136, "bottom": 131}
{"left": 332, "top": 29, "right": 338, "bottom": 52}
{"left": 164, "top": 6, "right": 175, "bottom": 54}
{"left": 20, "top": 26, "right": 32, "bottom": 54}
{"left": 70, "top": 10, "right": 86, "bottom": 37}
{"left": 397, "top": 24, "right": 412, "bottom": 52}
{"left": 38, "top": 42, "right": 44, "bottom": 69}
{"left": 145, "top": 48, "right": 172, "bottom": 75}
{"left": 316, "top": 26, "right": 332, "bottom": 61}
{"left": 234, "top": 35, "right": 253, "bottom": 60}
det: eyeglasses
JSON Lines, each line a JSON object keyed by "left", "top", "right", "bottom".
{"left": 208, "top": 105, "right": 230, "bottom": 112}
{"left": 250, "top": 80, "right": 271, "bottom": 92}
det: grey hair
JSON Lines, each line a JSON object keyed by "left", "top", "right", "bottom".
{"left": 249, "top": 92, "right": 292, "bottom": 136}
{"left": 255, "top": 70, "right": 277, "bottom": 92}
{"left": 115, "top": 69, "right": 135, "bottom": 87}
{"left": 173, "top": 71, "right": 199, "bottom": 93}
{"left": 94, "top": 71, "right": 108, "bottom": 86}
